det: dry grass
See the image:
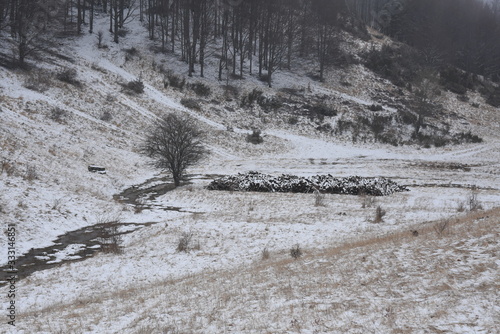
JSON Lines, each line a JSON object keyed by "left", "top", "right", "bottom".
{"left": 15, "top": 208, "right": 499, "bottom": 333}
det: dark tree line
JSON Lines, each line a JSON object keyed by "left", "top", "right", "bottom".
{"left": 385, "top": 0, "right": 500, "bottom": 79}
{"left": 0, "top": 0, "right": 353, "bottom": 83}
{"left": 347, "top": 0, "right": 500, "bottom": 80}
{"left": 2, "top": 0, "right": 498, "bottom": 82}
{"left": 140, "top": 0, "right": 352, "bottom": 86}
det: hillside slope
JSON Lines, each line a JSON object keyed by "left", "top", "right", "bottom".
{"left": 1, "top": 13, "right": 499, "bottom": 334}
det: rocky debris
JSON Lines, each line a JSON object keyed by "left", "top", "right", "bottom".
{"left": 207, "top": 172, "right": 408, "bottom": 196}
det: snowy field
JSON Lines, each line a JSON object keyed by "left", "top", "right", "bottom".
{"left": 1, "top": 13, "right": 499, "bottom": 334}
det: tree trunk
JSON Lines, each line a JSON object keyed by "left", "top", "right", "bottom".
{"left": 89, "top": 0, "right": 94, "bottom": 33}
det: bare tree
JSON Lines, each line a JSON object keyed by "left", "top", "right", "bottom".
{"left": 142, "top": 113, "right": 207, "bottom": 187}
{"left": 8, "top": 0, "right": 57, "bottom": 66}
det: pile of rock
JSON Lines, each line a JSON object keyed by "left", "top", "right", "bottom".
{"left": 207, "top": 172, "right": 408, "bottom": 196}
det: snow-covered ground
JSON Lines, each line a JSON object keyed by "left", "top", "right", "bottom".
{"left": 1, "top": 12, "right": 499, "bottom": 334}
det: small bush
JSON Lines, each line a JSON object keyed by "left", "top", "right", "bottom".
{"left": 261, "top": 247, "right": 270, "bottom": 260}
{"left": 246, "top": 129, "right": 264, "bottom": 144}
{"left": 96, "top": 30, "right": 106, "bottom": 48}
{"left": 118, "top": 29, "right": 129, "bottom": 38}
{"left": 363, "top": 44, "right": 423, "bottom": 86}
{"left": 106, "top": 93, "right": 117, "bottom": 102}
{"left": 97, "top": 222, "right": 123, "bottom": 254}
{"left": 1, "top": 158, "right": 15, "bottom": 176}
{"left": 360, "top": 192, "right": 376, "bottom": 208}
{"left": 126, "top": 79, "right": 145, "bottom": 94}
{"left": 24, "top": 164, "right": 38, "bottom": 181}
{"left": 369, "top": 104, "right": 383, "bottom": 111}
{"left": 288, "top": 116, "right": 299, "bottom": 125}
{"left": 439, "top": 66, "right": 474, "bottom": 95}
{"left": 241, "top": 88, "right": 264, "bottom": 107}
{"left": 314, "top": 189, "right": 325, "bottom": 207}
{"left": 24, "top": 69, "right": 52, "bottom": 92}
{"left": 373, "top": 205, "right": 386, "bottom": 223}
{"left": 279, "top": 87, "right": 305, "bottom": 97}
{"left": 258, "top": 96, "right": 283, "bottom": 111}
{"left": 164, "top": 71, "right": 186, "bottom": 90}
{"left": 290, "top": 244, "right": 302, "bottom": 259}
{"left": 57, "top": 68, "right": 81, "bottom": 87}
{"left": 100, "top": 110, "right": 112, "bottom": 122}
{"left": 223, "top": 84, "right": 240, "bottom": 99}
{"left": 308, "top": 103, "right": 337, "bottom": 118}
{"left": 259, "top": 73, "right": 270, "bottom": 83}
{"left": 124, "top": 47, "right": 139, "bottom": 57}
{"left": 177, "top": 232, "right": 193, "bottom": 252}
{"left": 468, "top": 190, "right": 483, "bottom": 212}
{"left": 188, "top": 82, "right": 211, "bottom": 97}
{"left": 486, "top": 89, "right": 500, "bottom": 107}
{"left": 458, "top": 131, "right": 483, "bottom": 144}
{"left": 180, "top": 98, "right": 201, "bottom": 110}
{"left": 49, "top": 107, "right": 67, "bottom": 123}
{"left": 434, "top": 219, "right": 450, "bottom": 237}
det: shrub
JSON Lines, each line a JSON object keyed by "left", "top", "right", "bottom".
{"left": 288, "top": 116, "right": 299, "bottom": 125}
{"left": 100, "top": 110, "right": 112, "bottom": 122}
{"left": 246, "top": 129, "right": 264, "bottom": 144}
{"left": 24, "top": 164, "right": 38, "bottom": 181}
{"left": 188, "top": 82, "right": 211, "bottom": 97}
{"left": 97, "top": 222, "right": 123, "bottom": 254}
{"left": 261, "top": 247, "right": 270, "bottom": 260}
{"left": 314, "top": 189, "right": 325, "bottom": 207}
{"left": 369, "top": 104, "right": 383, "bottom": 111}
{"left": 180, "top": 98, "right": 201, "bottom": 110}
{"left": 49, "top": 107, "right": 67, "bottom": 123}
{"left": 279, "top": 87, "right": 305, "bottom": 97}
{"left": 486, "top": 89, "right": 500, "bottom": 107}
{"left": 468, "top": 190, "right": 483, "bottom": 211}
{"left": 126, "top": 79, "right": 145, "bottom": 94}
{"left": 164, "top": 71, "right": 186, "bottom": 90}
{"left": 223, "top": 84, "right": 240, "bottom": 99}
{"left": 258, "top": 96, "right": 283, "bottom": 111}
{"left": 241, "top": 88, "right": 264, "bottom": 107}
{"left": 1, "top": 158, "right": 15, "bottom": 176}
{"left": 439, "top": 66, "right": 474, "bottom": 95}
{"left": 57, "top": 68, "right": 81, "bottom": 87}
{"left": 308, "top": 103, "right": 337, "bottom": 118}
{"left": 290, "top": 244, "right": 302, "bottom": 259}
{"left": 457, "top": 132, "right": 483, "bottom": 144}
{"left": 96, "top": 30, "right": 106, "bottom": 48}
{"left": 434, "top": 219, "right": 450, "bottom": 237}
{"left": 24, "top": 69, "right": 52, "bottom": 92}
{"left": 364, "top": 44, "right": 423, "bottom": 86}
{"left": 124, "top": 47, "right": 139, "bottom": 57}
{"left": 177, "top": 232, "right": 193, "bottom": 252}
{"left": 373, "top": 205, "right": 386, "bottom": 223}
{"left": 399, "top": 110, "right": 418, "bottom": 125}
{"left": 360, "top": 192, "right": 376, "bottom": 208}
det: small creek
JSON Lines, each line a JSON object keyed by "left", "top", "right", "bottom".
{"left": 0, "top": 175, "right": 201, "bottom": 286}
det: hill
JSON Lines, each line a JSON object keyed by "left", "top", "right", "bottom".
{"left": 1, "top": 2, "right": 499, "bottom": 333}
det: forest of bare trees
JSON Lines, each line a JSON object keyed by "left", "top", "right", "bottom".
{"left": 0, "top": 0, "right": 499, "bottom": 82}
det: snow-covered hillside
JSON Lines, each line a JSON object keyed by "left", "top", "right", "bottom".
{"left": 1, "top": 12, "right": 499, "bottom": 334}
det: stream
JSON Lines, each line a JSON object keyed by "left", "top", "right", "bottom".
{"left": 0, "top": 176, "right": 195, "bottom": 286}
